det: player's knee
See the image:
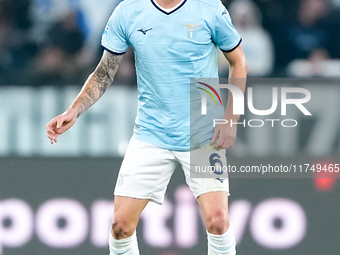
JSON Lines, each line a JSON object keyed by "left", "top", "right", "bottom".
{"left": 111, "top": 218, "right": 135, "bottom": 239}
{"left": 206, "top": 208, "right": 230, "bottom": 235}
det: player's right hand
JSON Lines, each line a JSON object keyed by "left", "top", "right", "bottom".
{"left": 46, "top": 108, "right": 78, "bottom": 144}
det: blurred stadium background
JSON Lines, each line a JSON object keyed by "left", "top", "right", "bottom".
{"left": 0, "top": 0, "right": 340, "bottom": 254}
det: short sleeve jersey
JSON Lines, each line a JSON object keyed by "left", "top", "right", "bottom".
{"left": 102, "top": 0, "right": 241, "bottom": 151}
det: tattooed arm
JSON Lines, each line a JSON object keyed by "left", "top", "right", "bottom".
{"left": 74, "top": 51, "right": 123, "bottom": 117}
{"left": 46, "top": 50, "right": 123, "bottom": 144}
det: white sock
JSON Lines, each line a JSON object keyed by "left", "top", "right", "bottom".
{"left": 207, "top": 226, "right": 236, "bottom": 255}
{"left": 109, "top": 231, "right": 140, "bottom": 255}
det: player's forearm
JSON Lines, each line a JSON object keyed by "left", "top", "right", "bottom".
{"left": 69, "top": 51, "right": 123, "bottom": 118}
{"left": 71, "top": 74, "right": 105, "bottom": 118}
{"left": 224, "top": 58, "right": 248, "bottom": 121}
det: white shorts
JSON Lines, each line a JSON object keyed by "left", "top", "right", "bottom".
{"left": 114, "top": 137, "right": 229, "bottom": 204}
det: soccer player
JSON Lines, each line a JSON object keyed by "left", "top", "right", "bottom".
{"left": 46, "top": 0, "right": 247, "bottom": 254}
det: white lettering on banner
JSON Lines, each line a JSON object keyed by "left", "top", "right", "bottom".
{"left": 229, "top": 200, "right": 252, "bottom": 242}
{"left": 174, "top": 186, "right": 198, "bottom": 247}
{"left": 91, "top": 200, "right": 114, "bottom": 247}
{"left": 35, "top": 199, "right": 88, "bottom": 247}
{"left": 0, "top": 193, "right": 308, "bottom": 253}
{"left": 0, "top": 199, "right": 33, "bottom": 255}
{"left": 249, "top": 198, "right": 307, "bottom": 249}
{"left": 141, "top": 199, "right": 173, "bottom": 247}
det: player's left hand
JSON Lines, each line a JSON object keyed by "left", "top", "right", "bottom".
{"left": 211, "top": 121, "right": 237, "bottom": 149}
{"left": 46, "top": 108, "right": 78, "bottom": 144}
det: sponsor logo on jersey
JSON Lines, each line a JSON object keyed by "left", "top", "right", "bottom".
{"left": 138, "top": 28, "right": 153, "bottom": 35}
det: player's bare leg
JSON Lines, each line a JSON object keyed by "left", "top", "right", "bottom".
{"left": 109, "top": 196, "right": 149, "bottom": 255}
{"left": 197, "top": 191, "right": 236, "bottom": 255}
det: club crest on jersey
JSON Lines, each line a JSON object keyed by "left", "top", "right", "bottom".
{"left": 181, "top": 23, "right": 202, "bottom": 39}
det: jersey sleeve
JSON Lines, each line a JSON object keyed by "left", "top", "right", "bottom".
{"left": 101, "top": 3, "right": 129, "bottom": 54}
{"left": 211, "top": 2, "right": 242, "bottom": 52}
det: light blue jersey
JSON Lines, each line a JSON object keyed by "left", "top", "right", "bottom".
{"left": 102, "top": 0, "right": 241, "bottom": 151}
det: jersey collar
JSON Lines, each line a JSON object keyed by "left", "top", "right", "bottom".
{"left": 151, "top": 0, "right": 187, "bottom": 15}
